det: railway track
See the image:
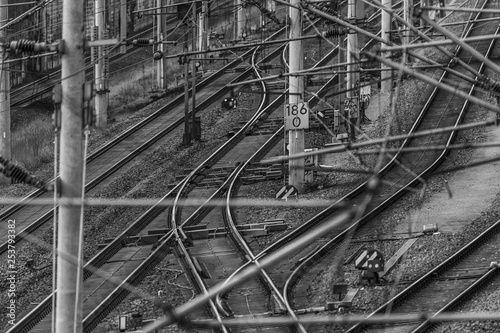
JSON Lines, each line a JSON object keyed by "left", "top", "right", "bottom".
{"left": 8, "top": 1, "right": 492, "bottom": 332}
{"left": 10, "top": 23, "right": 159, "bottom": 108}
{"left": 275, "top": 0, "right": 500, "bottom": 332}
{"left": 0, "top": 25, "right": 296, "bottom": 256}
{"left": 5, "top": 20, "right": 333, "bottom": 332}
{"left": 400, "top": 219, "right": 500, "bottom": 333}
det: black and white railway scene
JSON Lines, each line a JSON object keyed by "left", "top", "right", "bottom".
{"left": 1, "top": 0, "right": 500, "bottom": 332}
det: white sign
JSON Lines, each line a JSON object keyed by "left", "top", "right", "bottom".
{"left": 285, "top": 102, "right": 309, "bottom": 130}
{"left": 360, "top": 85, "right": 371, "bottom": 106}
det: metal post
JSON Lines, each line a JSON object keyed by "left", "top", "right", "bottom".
{"left": 156, "top": 0, "right": 164, "bottom": 89}
{"left": 95, "top": 0, "right": 108, "bottom": 127}
{"left": 56, "top": 0, "right": 85, "bottom": 332}
{"left": 381, "top": 0, "right": 392, "bottom": 91}
{"left": 346, "top": 0, "right": 359, "bottom": 139}
{"left": 403, "top": 0, "right": 413, "bottom": 62}
{"left": 41, "top": 3, "right": 48, "bottom": 71}
{"left": 0, "top": 0, "right": 11, "bottom": 185}
{"left": 338, "top": 36, "right": 345, "bottom": 103}
{"left": 162, "top": 0, "right": 169, "bottom": 89}
{"left": 120, "top": 0, "right": 127, "bottom": 53}
{"left": 420, "top": 0, "right": 425, "bottom": 26}
{"left": 191, "top": 2, "right": 197, "bottom": 140}
{"left": 288, "top": 0, "right": 304, "bottom": 192}
{"left": 183, "top": 29, "right": 191, "bottom": 145}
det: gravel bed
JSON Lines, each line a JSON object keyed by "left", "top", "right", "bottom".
{"left": 95, "top": 255, "right": 199, "bottom": 333}
{"left": 0, "top": 69, "right": 259, "bottom": 330}
{"left": 8, "top": 5, "right": 500, "bottom": 330}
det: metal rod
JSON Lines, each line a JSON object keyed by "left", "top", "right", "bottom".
{"left": 370, "top": 0, "right": 481, "bottom": 80}
{"left": 141, "top": 212, "right": 352, "bottom": 332}
{"left": 382, "top": 33, "right": 500, "bottom": 52}
{"left": 353, "top": 141, "right": 500, "bottom": 155}
{"left": 388, "top": 15, "right": 500, "bottom": 31}
{"left": 421, "top": 5, "right": 500, "bottom": 13}
{"left": 417, "top": 8, "right": 500, "bottom": 76}
{"left": 191, "top": 2, "right": 197, "bottom": 141}
{"left": 260, "top": 118, "right": 499, "bottom": 163}
{"left": 304, "top": 4, "right": 444, "bottom": 70}
{"left": 164, "top": 34, "right": 320, "bottom": 59}
{"left": 0, "top": 1, "right": 37, "bottom": 6}
{"left": 165, "top": 310, "right": 500, "bottom": 327}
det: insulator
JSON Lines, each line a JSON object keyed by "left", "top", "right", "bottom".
{"left": 320, "top": 6, "right": 338, "bottom": 17}
{"left": 322, "top": 27, "right": 348, "bottom": 38}
{"left": 245, "top": 0, "right": 281, "bottom": 25}
{"left": 0, "top": 156, "right": 52, "bottom": 191}
{"left": 132, "top": 38, "right": 154, "bottom": 47}
{"left": 490, "top": 80, "right": 500, "bottom": 97}
{"left": 10, "top": 39, "right": 47, "bottom": 53}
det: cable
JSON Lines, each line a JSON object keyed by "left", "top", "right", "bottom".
{"left": 51, "top": 123, "right": 58, "bottom": 333}
{"left": 73, "top": 126, "right": 90, "bottom": 333}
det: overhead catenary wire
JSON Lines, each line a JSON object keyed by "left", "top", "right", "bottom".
{"left": 5, "top": 0, "right": 500, "bottom": 330}
{"left": 260, "top": 118, "right": 500, "bottom": 163}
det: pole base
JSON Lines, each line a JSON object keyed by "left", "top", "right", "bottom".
{"left": 183, "top": 132, "right": 191, "bottom": 146}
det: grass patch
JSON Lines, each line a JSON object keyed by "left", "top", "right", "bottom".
{"left": 11, "top": 117, "right": 54, "bottom": 170}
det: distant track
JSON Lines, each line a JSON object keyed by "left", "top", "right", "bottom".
{"left": 276, "top": 0, "right": 500, "bottom": 332}
{"left": 0, "top": 25, "right": 291, "bottom": 256}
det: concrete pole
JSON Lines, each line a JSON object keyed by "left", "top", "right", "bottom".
{"left": 156, "top": 0, "right": 164, "bottom": 89}
{"left": 288, "top": 0, "right": 304, "bottom": 192}
{"left": 237, "top": 0, "right": 246, "bottom": 39}
{"left": 199, "top": 0, "right": 208, "bottom": 52}
{"left": 95, "top": 0, "right": 108, "bottom": 127}
{"left": 191, "top": 2, "right": 197, "bottom": 140}
{"left": 162, "top": 0, "right": 169, "bottom": 89}
{"left": 56, "top": 0, "right": 85, "bottom": 332}
{"left": 41, "top": 4, "right": 48, "bottom": 71}
{"left": 0, "top": 0, "right": 11, "bottom": 186}
{"left": 420, "top": 0, "right": 425, "bottom": 26}
{"left": 381, "top": 0, "right": 392, "bottom": 91}
{"left": 120, "top": 0, "right": 127, "bottom": 53}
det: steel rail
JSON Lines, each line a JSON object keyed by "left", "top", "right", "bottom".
{"left": 269, "top": 0, "right": 497, "bottom": 329}
{"left": 253, "top": 0, "right": 487, "bottom": 263}
{"left": 164, "top": 25, "right": 338, "bottom": 333}
{"left": 315, "top": 1, "right": 500, "bottom": 331}
{"left": 411, "top": 265, "right": 500, "bottom": 332}
{"left": 0, "top": 23, "right": 297, "bottom": 256}
{"left": 5, "top": 23, "right": 297, "bottom": 333}
{"left": 345, "top": 19, "right": 499, "bottom": 327}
